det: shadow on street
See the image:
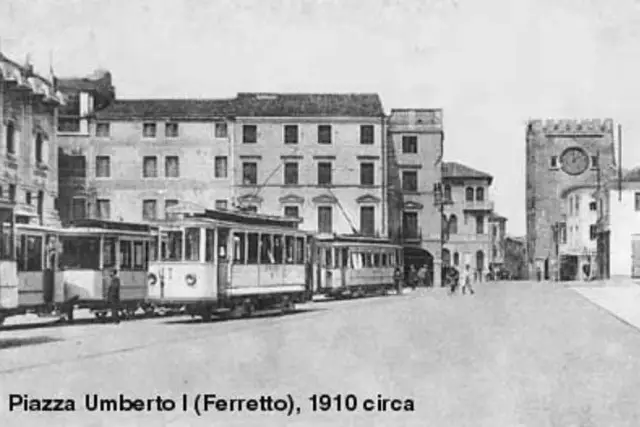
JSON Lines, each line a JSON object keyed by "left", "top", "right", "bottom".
{"left": 163, "top": 307, "right": 325, "bottom": 325}
{"left": 0, "top": 336, "right": 63, "bottom": 351}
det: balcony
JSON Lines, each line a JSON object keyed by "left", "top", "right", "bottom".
{"left": 462, "top": 200, "right": 494, "bottom": 212}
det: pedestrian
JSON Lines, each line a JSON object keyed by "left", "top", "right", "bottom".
{"left": 408, "top": 265, "right": 418, "bottom": 290}
{"left": 107, "top": 268, "right": 121, "bottom": 324}
{"left": 448, "top": 266, "right": 459, "bottom": 295}
{"left": 461, "top": 264, "right": 475, "bottom": 295}
{"left": 417, "top": 265, "right": 427, "bottom": 288}
{"left": 393, "top": 266, "right": 403, "bottom": 295}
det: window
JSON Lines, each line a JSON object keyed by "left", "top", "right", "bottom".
{"left": 589, "top": 201, "right": 597, "bottom": 211}
{"left": 143, "top": 156, "right": 158, "bottom": 178}
{"left": 318, "top": 206, "right": 333, "bottom": 233}
{"left": 295, "top": 237, "right": 305, "bottom": 263}
{"left": 284, "top": 125, "right": 298, "bottom": 144}
{"left": 120, "top": 240, "right": 132, "bottom": 269}
{"left": 449, "top": 214, "right": 458, "bottom": 234}
{"left": 96, "top": 199, "right": 111, "bottom": 219}
{"left": 243, "top": 125, "right": 257, "bottom": 143}
{"left": 245, "top": 205, "right": 258, "bottom": 213}
{"left": 214, "top": 156, "right": 228, "bottom": 178}
{"left": 96, "top": 123, "right": 110, "bottom": 137}
{"left": 465, "top": 187, "right": 474, "bottom": 201}
{"left": 185, "top": 228, "right": 200, "bottom": 261}
{"left": 164, "top": 199, "right": 179, "bottom": 218}
{"left": 95, "top": 156, "right": 111, "bottom": 178}
{"left": 476, "top": 214, "right": 484, "bottom": 234}
{"left": 142, "top": 199, "right": 157, "bottom": 220}
{"left": 444, "top": 185, "right": 452, "bottom": 201}
{"left": 360, "top": 125, "right": 374, "bottom": 144}
{"left": 284, "top": 206, "right": 299, "bottom": 218}
{"left": 402, "top": 171, "right": 417, "bottom": 192}
{"left": 550, "top": 156, "right": 558, "bottom": 168}
{"left": 242, "top": 162, "right": 257, "bottom": 185}
{"left": 233, "top": 233, "right": 246, "bottom": 264}
{"left": 260, "top": 234, "right": 274, "bottom": 264}
{"left": 161, "top": 231, "right": 182, "bottom": 261}
{"left": 318, "top": 125, "right": 332, "bottom": 144}
{"left": 205, "top": 229, "right": 215, "bottom": 262}
{"left": 215, "top": 200, "right": 228, "bottom": 210}
{"left": 636, "top": 193, "right": 640, "bottom": 211}
{"left": 6, "top": 121, "right": 15, "bottom": 155}
{"left": 591, "top": 156, "right": 599, "bottom": 169}
{"left": 318, "top": 162, "right": 332, "bottom": 185}
{"left": 476, "top": 187, "right": 484, "bottom": 201}
{"left": 273, "top": 235, "right": 284, "bottom": 264}
{"left": 133, "top": 242, "right": 145, "bottom": 270}
{"left": 215, "top": 122, "right": 228, "bottom": 138}
{"left": 285, "top": 236, "right": 295, "bottom": 264}
{"left": 19, "top": 235, "right": 43, "bottom": 272}
{"left": 58, "top": 118, "right": 80, "bottom": 133}
{"left": 492, "top": 225, "right": 497, "bottom": 238}
{"left": 217, "top": 228, "right": 229, "bottom": 260}
{"left": 37, "top": 190, "right": 43, "bottom": 221}
{"left": 60, "top": 237, "right": 100, "bottom": 269}
{"left": 360, "top": 163, "right": 374, "bottom": 186}
{"left": 71, "top": 197, "right": 85, "bottom": 219}
{"left": 402, "top": 211, "right": 418, "bottom": 238}
{"left": 35, "top": 133, "right": 44, "bottom": 163}
{"left": 284, "top": 162, "right": 299, "bottom": 185}
{"left": 402, "top": 136, "right": 417, "bottom": 153}
{"left": 247, "top": 233, "right": 259, "bottom": 264}
{"left": 165, "top": 123, "right": 179, "bottom": 138}
{"left": 61, "top": 155, "right": 86, "bottom": 178}
{"left": 575, "top": 195, "right": 580, "bottom": 213}
{"left": 25, "top": 192, "right": 32, "bottom": 205}
{"left": 103, "top": 237, "right": 117, "bottom": 268}
{"left": 590, "top": 225, "right": 597, "bottom": 241}
{"left": 143, "top": 123, "right": 157, "bottom": 138}
{"left": 453, "top": 252, "right": 460, "bottom": 266}
{"left": 165, "top": 156, "right": 180, "bottom": 178}
{"left": 360, "top": 206, "right": 375, "bottom": 236}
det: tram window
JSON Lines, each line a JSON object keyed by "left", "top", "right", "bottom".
{"left": 382, "top": 253, "right": 388, "bottom": 267}
{"left": 247, "top": 233, "right": 259, "bottom": 264}
{"left": 390, "top": 253, "right": 396, "bottom": 266}
{"left": 0, "top": 223, "right": 12, "bottom": 261}
{"left": 373, "top": 253, "right": 381, "bottom": 267}
{"left": 162, "top": 231, "right": 183, "bottom": 261}
{"left": 148, "top": 239, "right": 158, "bottom": 262}
{"left": 103, "top": 238, "right": 117, "bottom": 268}
{"left": 233, "top": 233, "right": 246, "bottom": 264}
{"left": 61, "top": 237, "right": 100, "bottom": 269}
{"left": 295, "top": 237, "right": 305, "bottom": 264}
{"left": 217, "top": 228, "right": 229, "bottom": 260}
{"left": 24, "top": 236, "right": 43, "bottom": 271}
{"left": 364, "top": 252, "right": 372, "bottom": 268}
{"left": 341, "top": 248, "right": 349, "bottom": 267}
{"left": 351, "top": 252, "right": 363, "bottom": 269}
{"left": 120, "top": 240, "right": 133, "bottom": 269}
{"left": 133, "top": 241, "right": 145, "bottom": 270}
{"left": 273, "top": 235, "right": 283, "bottom": 264}
{"left": 205, "top": 229, "right": 215, "bottom": 262}
{"left": 260, "top": 234, "right": 274, "bottom": 264}
{"left": 285, "top": 236, "right": 294, "bottom": 264}
{"left": 16, "top": 235, "right": 24, "bottom": 271}
{"left": 185, "top": 228, "right": 200, "bottom": 262}
{"left": 324, "top": 248, "right": 332, "bottom": 268}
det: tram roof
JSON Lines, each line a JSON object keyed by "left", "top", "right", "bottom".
{"left": 68, "top": 219, "right": 158, "bottom": 233}
{"left": 314, "top": 233, "right": 400, "bottom": 246}
{"left": 174, "top": 208, "right": 301, "bottom": 229}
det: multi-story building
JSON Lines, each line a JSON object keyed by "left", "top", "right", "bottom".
{"left": 488, "top": 212, "right": 507, "bottom": 276}
{"left": 231, "top": 92, "right": 387, "bottom": 237}
{"left": 594, "top": 171, "right": 640, "bottom": 281}
{"left": 556, "top": 185, "right": 598, "bottom": 280}
{"left": 387, "top": 108, "right": 444, "bottom": 286}
{"left": 0, "top": 52, "right": 64, "bottom": 226}
{"left": 442, "top": 162, "right": 494, "bottom": 279}
{"left": 504, "top": 236, "right": 526, "bottom": 280}
{"left": 525, "top": 119, "right": 616, "bottom": 280}
{"left": 57, "top": 70, "right": 115, "bottom": 224}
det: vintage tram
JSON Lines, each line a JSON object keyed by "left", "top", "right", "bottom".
{"left": 313, "top": 234, "right": 403, "bottom": 298}
{"left": 147, "top": 206, "right": 312, "bottom": 321}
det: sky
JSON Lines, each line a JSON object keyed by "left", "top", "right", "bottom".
{"left": 2, "top": 0, "right": 640, "bottom": 236}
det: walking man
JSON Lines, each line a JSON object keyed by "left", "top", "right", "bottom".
{"left": 107, "top": 268, "right": 121, "bottom": 324}
{"left": 448, "top": 266, "right": 459, "bottom": 295}
{"left": 393, "top": 266, "right": 403, "bottom": 295}
{"left": 461, "top": 264, "right": 475, "bottom": 295}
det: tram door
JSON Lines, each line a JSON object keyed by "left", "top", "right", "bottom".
{"left": 216, "top": 227, "right": 230, "bottom": 298}
{"left": 43, "top": 234, "right": 57, "bottom": 304}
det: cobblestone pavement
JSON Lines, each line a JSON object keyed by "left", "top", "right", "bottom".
{"left": 1, "top": 282, "right": 640, "bottom": 426}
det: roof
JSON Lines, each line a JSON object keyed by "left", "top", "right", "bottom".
{"left": 489, "top": 212, "right": 507, "bottom": 221}
{"left": 442, "top": 162, "right": 493, "bottom": 183}
{"left": 232, "top": 92, "right": 384, "bottom": 117}
{"left": 95, "top": 98, "right": 236, "bottom": 120}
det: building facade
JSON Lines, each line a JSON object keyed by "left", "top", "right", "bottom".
{"left": 556, "top": 185, "right": 598, "bottom": 281}
{"left": 442, "top": 162, "right": 494, "bottom": 279}
{"left": 504, "top": 236, "right": 526, "bottom": 280}
{"left": 488, "top": 212, "right": 507, "bottom": 276}
{"left": 525, "top": 119, "right": 616, "bottom": 280}
{"left": 0, "top": 53, "right": 64, "bottom": 226}
{"left": 231, "top": 93, "right": 387, "bottom": 237}
{"left": 387, "top": 109, "right": 444, "bottom": 287}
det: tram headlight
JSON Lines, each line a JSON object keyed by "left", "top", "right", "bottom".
{"left": 185, "top": 274, "right": 197, "bottom": 286}
{"left": 148, "top": 273, "right": 158, "bottom": 285}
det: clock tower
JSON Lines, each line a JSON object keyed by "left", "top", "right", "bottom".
{"left": 525, "top": 119, "right": 616, "bottom": 280}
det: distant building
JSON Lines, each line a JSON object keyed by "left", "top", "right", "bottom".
{"left": 488, "top": 212, "right": 507, "bottom": 276}
{"left": 232, "top": 92, "right": 387, "bottom": 237}
{"left": 556, "top": 185, "right": 598, "bottom": 280}
{"left": 442, "top": 162, "right": 494, "bottom": 279}
{"left": 525, "top": 119, "right": 616, "bottom": 280}
{"left": 504, "top": 236, "right": 526, "bottom": 280}
{"left": 387, "top": 109, "right": 444, "bottom": 287}
{"left": 0, "top": 52, "right": 64, "bottom": 226}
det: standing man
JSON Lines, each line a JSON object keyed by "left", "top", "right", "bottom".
{"left": 107, "top": 268, "right": 121, "bottom": 324}
{"left": 393, "top": 266, "right": 403, "bottom": 295}
{"left": 461, "top": 264, "right": 476, "bottom": 295}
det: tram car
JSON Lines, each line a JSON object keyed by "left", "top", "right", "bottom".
{"left": 0, "top": 202, "right": 19, "bottom": 325}
{"left": 312, "top": 234, "right": 403, "bottom": 298}
{"left": 147, "top": 206, "right": 312, "bottom": 321}
{"left": 57, "top": 219, "right": 158, "bottom": 320}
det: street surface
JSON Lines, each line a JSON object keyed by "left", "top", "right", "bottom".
{"left": 1, "top": 281, "right": 640, "bottom": 426}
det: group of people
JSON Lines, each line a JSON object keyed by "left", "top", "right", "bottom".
{"left": 445, "top": 264, "right": 475, "bottom": 295}
{"left": 392, "top": 263, "right": 476, "bottom": 296}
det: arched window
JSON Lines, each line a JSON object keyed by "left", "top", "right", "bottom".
{"left": 453, "top": 252, "right": 459, "bottom": 266}
{"left": 6, "top": 121, "right": 15, "bottom": 155}
{"left": 444, "top": 184, "right": 451, "bottom": 202}
{"left": 448, "top": 214, "right": 458, "bottom": 234}
{"left": 476, "top": 187, "right": 484, "bottom": 201}
{"left": 465, "top": 187, "right": 474, "bottom": 202}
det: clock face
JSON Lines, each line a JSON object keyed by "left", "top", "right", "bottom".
{"left": 560, "top": 147, "right": 589, "bottom": 176}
